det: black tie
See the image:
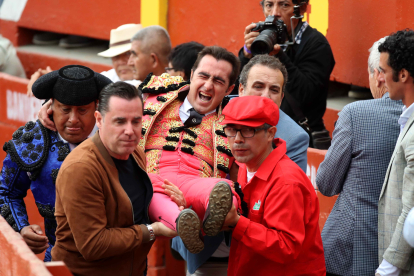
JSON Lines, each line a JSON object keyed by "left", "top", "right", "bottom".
{"left": 184, "top": 108, "right": 204, "bottom": 127}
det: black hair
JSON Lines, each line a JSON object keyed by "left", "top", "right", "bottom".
{"left": 239, "top": 55, "right": 288, "bottom": 93}
{"left": 378, "top": 29, "right": 414, "bottom": 82}
{"left": 169, "top": 42, "right": 205, "bottom": 80}
{"left": 98, "top": 82, "right": 143, "bottom": 116}
{"left": 192, "top": 46, "right": 241, "bottom": 87}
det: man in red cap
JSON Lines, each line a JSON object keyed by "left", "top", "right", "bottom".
{"left": 221, "top": 96, "right": 326, "bottom": 276}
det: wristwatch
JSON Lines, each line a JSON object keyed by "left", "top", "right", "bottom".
{"left": 146, "top": 224, "right": 156, "bottom": 241}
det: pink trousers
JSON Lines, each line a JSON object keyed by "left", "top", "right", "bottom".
{"left": 148, "top": 150, "right": 238, "bottom": 231}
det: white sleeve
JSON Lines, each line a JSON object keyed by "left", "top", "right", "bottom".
{"left": 376, "top": 259, "right": 401, "bottom": 276}
{"left": 403, "top": 207, "right": 414, "bottom": 247}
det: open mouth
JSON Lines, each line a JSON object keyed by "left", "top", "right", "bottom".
{"left": 199, "top": 91, "right": 212, "bottom": 102}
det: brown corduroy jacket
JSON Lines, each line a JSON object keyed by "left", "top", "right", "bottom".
{"left": 52, "top": 132, "right": 153, "bottom": 276}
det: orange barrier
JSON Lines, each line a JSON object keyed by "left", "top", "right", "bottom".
{"left": 307, "top": 148, "right": 337, "bottom": 230}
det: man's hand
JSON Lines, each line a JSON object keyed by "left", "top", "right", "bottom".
{"left": 20, "top": 225, "right": 49, "bottom": 254}
{"left": 222, "top": 204, "right": 240, "bottom": 231}
{"left": 151, "top": 222, "right": 178, "bottom": 238}
{"left": 38, "top": 99, "right": 56, "bottom": 131}
{"left": 163, "top": 179, "right": 186, "bottom": 211}
{"left": 27, "top": 67, "right": 52, "bottom": 97}
{"left": 269, "top": 44, "right": 282, "bottom": 56}
{"left": 244, "top": 23, "right": 259, "bottom": 59}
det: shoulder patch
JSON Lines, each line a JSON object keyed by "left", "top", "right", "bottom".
{"left": 4, "top": 120, "right": 50, "bottom": 172}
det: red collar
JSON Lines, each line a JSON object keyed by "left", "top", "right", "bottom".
{"left": 238, "top": 138, "right": 287, "bottom": 183}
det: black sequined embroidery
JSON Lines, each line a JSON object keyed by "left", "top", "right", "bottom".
{"left": 57, "top": 143, "right": 70, "bottom": 162}
{"left": 217, "top": 164, "right": 230, "bottom": 174}
{"left": 22, "top": 132, "right": 34, "bottom": 143}
{"left": 22, "top": 150, "right": 29, "bottom": 158}
{"left": 24, "top": 121, "right": 35, "bottom": 131}
{"left": 157, "top": 96, "right": 167, "bottom": 102}
{"left": 143, "top": 109, "right": 157, "bottom": 116}
{"left": 33, "top": 127, "right": 40, "bottom": 133}
{"left": 217, "top": 146, "right": 233, "bottom": 157}
{"left": 35, "top": 144, "right": 43, "bottom": 153}
{"left": 3, "top": 141, "right": 9, "bottom": 152}
{"left": 3, "top": 167, "right": 16, "bottom": 185}
{"left": 26, "top": 143, "right": 35, "bottom": 151}
{"left": 50, "top": 168, "right": 59, "bottom": 184}
{"left": 12, "top": 130, "right": 23, "bottom": 140}
{"left": 182, "top": 139, "right": 196, "bottom": 147}
{"left": 29, "top": 152, "right": 39, "bottom": 161}
{"left": 35, "top": 203, "right": 55, "bottom": 219}
{"left": 1, "top": 204, "right": 18, "bottom": 231}
{"left": 166, "top": 136, "right": 180, "bottom": 142}
{"left": 215, "top": 130, "right": 227, "bottom": 137}
{"left": 163, "top": 145, "right": 176, "bottom": 151}
{"left": 181, "top": 147, "right": 194, "bottom": 155}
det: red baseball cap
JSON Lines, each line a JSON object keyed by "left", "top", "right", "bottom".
{"left": 221, "top": 96, "right": 279, "bottom": 127}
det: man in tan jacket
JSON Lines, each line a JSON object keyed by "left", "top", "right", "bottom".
{"left": 52, "top": 82, "right": 179, "bottom": 276}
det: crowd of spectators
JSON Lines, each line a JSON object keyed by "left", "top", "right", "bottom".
{"left": 1, "top": 0, "right": 414, "bottom": 276}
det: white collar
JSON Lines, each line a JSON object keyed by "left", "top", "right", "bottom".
{"left": 57, "top": 124, "right": 98, "bottom": 151}
{"left": 182, "top": 97, "right": 216, "bottom": 116}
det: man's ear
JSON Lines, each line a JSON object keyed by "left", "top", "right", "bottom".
{"left": 400, "top": 69, "right": 409, "bottom": 83}
{"left": 190, "top": 69, "right": 194, "bottom": 81}
{"left": 226, "top": 84, "right": 235, "bottom": 95}
{"left": 150, "top": 53, "right": 159, "bottom": 68}
{"left": 95, "top": 111, "right": 103, "bottom": 129}
{"left": 374, "top": 68, "right": 381, "bottom": 88}
{"left": 239, "top": 83, "right": 244, "bottom": 96}
{"left": 268, "top": 126, "right": 277, "bottom": 140}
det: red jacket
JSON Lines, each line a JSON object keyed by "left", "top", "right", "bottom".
{"left": 228, "top": 139, "right": 326, "bottom": 276}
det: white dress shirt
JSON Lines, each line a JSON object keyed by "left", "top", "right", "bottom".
{"left": 100, "top": 68, "right": 141, "bottom": 87}
{"left": 178, "top": 97, "right": 216, "bottom": 124}
{"left": 398, "top": 102, "right": 414, "bottom": 134}
{"left": 57, "top": 124, "right": 98, "bottom": 151}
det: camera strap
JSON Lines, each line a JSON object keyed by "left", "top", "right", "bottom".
{"left": 283, "top": 91, "right": 311, "bottom": 134}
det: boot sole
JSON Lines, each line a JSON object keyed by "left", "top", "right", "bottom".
{"left": 203, "top": 181, "right": 232, "bottom": 236}
{"left": 176, "top": 209, "right": 204, "bottom": 254}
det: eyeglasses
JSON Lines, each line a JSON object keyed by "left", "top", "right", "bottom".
{"left": 165, "top": 67, "right": 175, "bottom": 72}
{"left": 223, "top": 126, "right": 267, "bottom": 138}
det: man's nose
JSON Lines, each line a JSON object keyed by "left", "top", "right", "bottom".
{"left": 68, "top": 111, "right": 79, "bottom": 124}
{"left": 127, "top": 55, "right": 134, "bottom": 66}
{"left": 263, "top": 89, "right": 272, "bottom": 99}
{"left": 204, "top": 79, "right": 213, "bottom": 91}
{"left": 270, "top": 5, "right": 281, "bottom": 17}
{"left": 124, "top": 122, "right": 134, "bottom": 136}
{"left": 234, "top": 130, "right": 244, "bottom": 143}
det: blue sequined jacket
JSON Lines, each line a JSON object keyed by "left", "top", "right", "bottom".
{"left": 0, "top": 120, "right": 71, "bottom": 262}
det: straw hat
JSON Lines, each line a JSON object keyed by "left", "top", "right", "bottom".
{"left": 98, "top": 24, "right": 142, "bottom": 58}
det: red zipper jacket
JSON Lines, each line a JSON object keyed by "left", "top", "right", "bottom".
{"left": 228, "top": 139, "right": 326, "bottom": 276}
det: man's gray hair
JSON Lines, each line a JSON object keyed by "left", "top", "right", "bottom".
{"left": 239, "top": 55, "right": 288, "bottom": 93}
{"left": 368, "top": 36, "right": 387, "bottom": 76}
{"left": 131, "top": 25, "right": 171, "bottom": 64}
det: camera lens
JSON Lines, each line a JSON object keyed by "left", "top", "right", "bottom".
{"left": 251, "top": 29, "right": 278, "bottom": 56}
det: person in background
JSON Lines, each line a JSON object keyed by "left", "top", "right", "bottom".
{"left": 128, "top": 25, "right": 171, "bottom": 83}
{"left": 376, "top": 29, "right": 414, "bottom": 276}
{"left": 221, "top": 96, "right": 325, "bottom": 276}
{"left": 26, "top": 23, "right": 142, "bottom": 96}
{"left": 316, "top": 37, "right": 403, "bottom": 276}
{"left": 238, "top": 0, "right": 335, "bottom": 149}
{"left": 0, "top": 34, "right": 26, "bottom": 78}
{"left": 165, "top": 41, "right": 205, "bottom": 80}
{"left": 98, "top": 23, "right": 142, "bottom": 85}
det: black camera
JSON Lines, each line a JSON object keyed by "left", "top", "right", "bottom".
{"left": 250, "top": 1, "right": 307, "bottom": 56}
{"left": 250, "top": 16, "right": 289, "bottom": 56}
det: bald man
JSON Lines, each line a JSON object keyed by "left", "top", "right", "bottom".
{"left": 128, "top": 25, "right": 172, "bottom": 82}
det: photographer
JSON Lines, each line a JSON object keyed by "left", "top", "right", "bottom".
{"left": 239, "top": 0, "right": 335, "bottom": 149}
